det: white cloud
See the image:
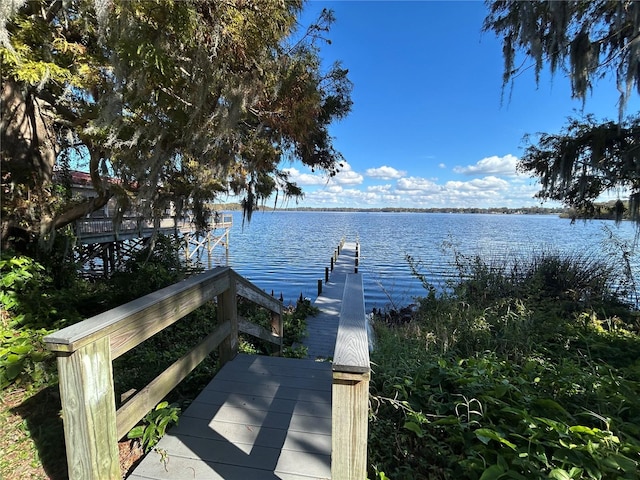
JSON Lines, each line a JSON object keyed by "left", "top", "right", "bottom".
{"left": 453, "top": 154, "right": 520, "bottom": 177}
{"left": 281, "top": 157, "right": 549, "bottom": 209}
{"left": 396, "top": 176, "right": 441, "bottom": 194}
{"left": 445, "top": 176, "right": 510, "bottom": 192}
{"left": 304, "top": 185, "right": 382, "bottom": 205}
{"left": 283, "top": 167, "right": 326, "bottom": 186}
{"left": 284, "top": 162, "right": 363, "bottom": 186}
{"left": 331, "top": 162, "right": 364, "bottom": 185}
{"left": 367, "top": 184, "right": 393, "bottom": 194}
{"left": 366, "top": 165, "right": 407, "bottom": 179}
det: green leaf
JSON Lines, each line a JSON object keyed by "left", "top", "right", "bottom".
{"left": 567, "top": 467, "right": 583, "bottom": 478}
{"left": 548, "top": 468, "right": 571, "bottom": 480}
{"left": 479, "top": 464, "right": 506, "bottom": 480}
{"left": 569, "top": 425, "right": 598, "bottom": 435}
{"left": 127, "top": 426, "right": 145, "bottom": 439}
{"left": 10, "top": 344, "right": 32, "bottom": 355}
{"left": 475, "top": 428, "right": 517, "bottom": 450}
{"left": 403, "top": 421, "right": 424, "bottom": 438}
{"left": 4, "top": 361, "right": 24, "bottom": 380}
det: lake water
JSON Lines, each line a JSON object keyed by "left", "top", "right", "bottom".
{"left": 194, "top": 211, "right": 639, "bottom": 311}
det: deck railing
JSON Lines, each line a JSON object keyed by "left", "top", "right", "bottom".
{"left": 332, "top": 272, "right": 371, "bottom": 479}
{"left": 43, "top": 267, "right": 282, "bottom": 480}
{"left": 75, "top": 213, "right": 234, "bottom": 238}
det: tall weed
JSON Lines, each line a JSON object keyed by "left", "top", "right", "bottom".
{"left": 369, "top": 249, "right": 640, "bottom": 479}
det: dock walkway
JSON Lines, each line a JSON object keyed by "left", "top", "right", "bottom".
{"left": 303, "top": 241, "right": 358, "bottom": 360}
{"left": 128, "top": 242, "right": 359, "bottom": 479}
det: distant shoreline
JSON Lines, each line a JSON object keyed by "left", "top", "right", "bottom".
{"left": 214, "top": 203, "right": 567, "bottom": 215}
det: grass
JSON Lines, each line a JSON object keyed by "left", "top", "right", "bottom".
{"left": 1, "top": 386, "right": 65, "bottom": 480}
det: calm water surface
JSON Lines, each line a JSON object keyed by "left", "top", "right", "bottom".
{"left": 197, "top": 211, "right": 638, "bottom": 311}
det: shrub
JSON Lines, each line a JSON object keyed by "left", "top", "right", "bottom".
{"left": 368, "top": 250, "right": 640, "bottom": 479}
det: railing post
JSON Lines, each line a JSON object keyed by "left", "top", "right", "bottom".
{"left": 332, "top": 371, "right": 370, "bottom": 479}
{"left": 55, "top": 337, "right": 120, "bottom": 480}
{"left": 217, "top": 279, "right": 238, "bottom": 365}
{"left": 271, "top": 303, "right": 283, "bottom": 356}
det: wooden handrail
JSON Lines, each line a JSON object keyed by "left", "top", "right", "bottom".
{"left": 43, "top": 268, "right": 282, "bottom": 480}
{"left": 332, "top": 272, "right": 370, "bottom": 479}
{"left": 75, "top": 214, "right": 234, "bottom": 235}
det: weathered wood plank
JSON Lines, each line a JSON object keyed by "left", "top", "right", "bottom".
{"left": 332, "top": 372, "right": 370, "bottom": 480}
{"left": 332, "top": 273, "right": 369, "bottom": 374}
{"left": 57, "top": 336, "right": 120, "bottom": 480}
{"left": 115, "top": 320, "right": 231, "bottom": 439}
{"left": 131, "top": 355, "right": 333, "bottom": 480}
{"left": 238, "top": 316, "right": 282, "bottom": 346}
{"left": 44, "top": 267, "right": 231, "bottom": 355}
{"left": 217, "top": 278, "right": 238, "bottom": 365}
{"left": 234, "top": 272, "right": 282, "bottom": 312}
{"left": 331, "top": 271, "right": 370, "bottom": 480}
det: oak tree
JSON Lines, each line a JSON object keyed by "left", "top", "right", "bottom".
{"left": 484, "top": 0, "right": 639, "bottom": 218}
{"left": 1, "top": 0, "right": 352, "bottom": 246}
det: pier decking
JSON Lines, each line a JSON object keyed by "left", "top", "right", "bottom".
{"left": 127, "top": 242, "right": 362, "bottom": 479}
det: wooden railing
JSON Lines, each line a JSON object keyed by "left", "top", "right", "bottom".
{"left": 75, "top": 213, "right": 233, "bottom": 238}
{"left": 43, "top": 267, "right": 282, "bottom": 480}
{"left": 332, "top": 272, "right": 370, "bottom": 479}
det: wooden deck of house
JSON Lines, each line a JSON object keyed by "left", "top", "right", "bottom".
{"left": 44, "top": 242, "right": 369, "bottom": 480}
{"left": 74, "top": 214, "right": 233, "bottom": 275}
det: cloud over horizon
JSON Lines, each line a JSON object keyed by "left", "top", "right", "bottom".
{"left": 453, "top": 154, "right": 520, "bottom": 177}
{"left": 366, "top": 165, "right": 407, "bottom": 179}
{"left": 279, "top": 153, "right": 546, "bottom": 209}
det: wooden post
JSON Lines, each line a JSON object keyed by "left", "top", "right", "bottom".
{"left": 271, "top": 304, "right": 283, "bottom": 356}
{"left": 332, "top": 273, "right": 370, "bottom": 479}
{"left": 317, "top": 279, "right": 323, "bottom": 296}
{"left": 56, "top": 337, "right": 120, "bottom": 480}
{"left": 217, "top": 280, "right": 238, "bottom": 365}
{"left": 332, "top": 371, "right": 370, "bottom": 479}
{"left": 331, "top": 256, "right": 334, "bottom": 271}
{"left": 325, "top": 266, "right": 329, "bottom": 283}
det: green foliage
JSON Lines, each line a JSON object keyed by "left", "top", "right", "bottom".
{"left": 107, "top": 234, "right": 191, "bottom": 303}
{"left": 1, "top": 0, "right": 352, "bottom": 243}
{"left": 237, "top": 296, "right": 317, "bottom": 356}
{"left": 369, "top": 251, "right": 640, "bottom": 479}
{"left": 483, "top": 0, "right": 640, "bottom": 112}
{"left": 0, "top": 254, "right": 64, "bottom": 388}
{"left": 484, "top": 2, "right": 640, "bottom": 219}
{"left": 517, "top": 114, "right": 640, "bottom": 222}
{"left": 127, "top": 401, "right": 180, "bottom": 453}
{"left": 283, "top": 297, "right": 318, "bottom": 346}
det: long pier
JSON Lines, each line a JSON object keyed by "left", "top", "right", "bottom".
{"left": 44, "top": 241, "right": 369, "bottom": 480}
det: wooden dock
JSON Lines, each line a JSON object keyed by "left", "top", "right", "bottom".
{"left": 126, "top": 242, "right": 364, "bottom": 479}
{"left": 303, "top": 241, "right": 359, "bottom": 360}
{"left": 127, "top": 355, "right": 332, "bottom": 479}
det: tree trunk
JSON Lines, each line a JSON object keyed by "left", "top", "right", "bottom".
{"left": 1, "top": 80, "right": 112, "bottom": 247}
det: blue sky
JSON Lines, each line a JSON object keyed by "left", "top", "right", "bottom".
{"left": 276, "top": 0, "right": 639, "bottom": 209}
